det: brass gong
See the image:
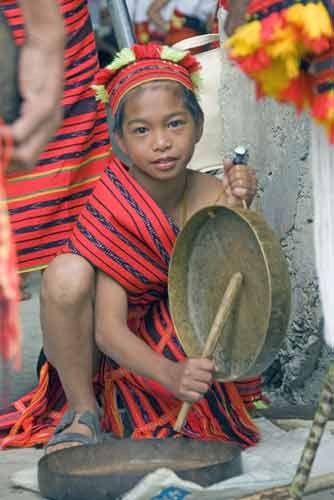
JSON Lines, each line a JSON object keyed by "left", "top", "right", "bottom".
{"left": 168, "top": 205, "right": 291, "bottom": 381}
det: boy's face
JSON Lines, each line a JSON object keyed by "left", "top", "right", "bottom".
{"left": 115, "top": 81, "right": 203, "bottom": 182}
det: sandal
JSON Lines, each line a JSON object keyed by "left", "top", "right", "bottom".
{"left": 45, "top": 410, "right": 101, "bottom": 453}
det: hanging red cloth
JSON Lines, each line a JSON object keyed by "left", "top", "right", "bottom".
{"left": 0, "top": 124, "right": 20, "bottom": 376}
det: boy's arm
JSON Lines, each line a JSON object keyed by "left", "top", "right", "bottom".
{"left": 7, "top": 0, "right": 65, "bottom": 171}
{"left": 221, "top": 159, "right": 257, "bottom": 207}
{"left": 147, "top": 0, "right": 171, "bottom": 32}
{"left": 95, "top": 270, "right": 214, "bottom": 403}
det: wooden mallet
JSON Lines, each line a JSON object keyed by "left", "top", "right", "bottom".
{"left": 174, "top": 272, "right": 243, "bottom": 432}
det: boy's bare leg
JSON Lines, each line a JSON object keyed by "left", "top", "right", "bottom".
{"left": 40, "top": 254, "right": 98, "bottom": 452}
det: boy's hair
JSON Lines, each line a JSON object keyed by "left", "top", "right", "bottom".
{"left": 113, "top": 83, "right": 204, "bottom": 136}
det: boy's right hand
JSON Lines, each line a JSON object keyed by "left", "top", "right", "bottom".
{"left": 165, "top": 358, "right": 215, "bottom": 403}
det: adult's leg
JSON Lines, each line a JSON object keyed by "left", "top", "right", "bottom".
{"left": 40, "top": 253, "right": 98, "bottom": 451}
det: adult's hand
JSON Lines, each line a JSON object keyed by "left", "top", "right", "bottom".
{"left": 224, "top": 0, "right": 250, "bottom": 36}
{"left": 5, "top": 0, "right": 65, "bottom": 173}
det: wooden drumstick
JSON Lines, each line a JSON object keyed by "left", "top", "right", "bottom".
{"left": 173, "top": 272, "right": 243, "bottom": 433}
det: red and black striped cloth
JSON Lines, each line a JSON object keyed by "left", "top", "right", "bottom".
{"left": 1, "top": 0, "right": 111, "bottom": 273}
{"left": 0, "top": 156, "right": 264, "bottom": 448}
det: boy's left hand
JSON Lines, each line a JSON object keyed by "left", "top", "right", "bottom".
{"left": 222, "top": 158, "right": 257, "bottom": 207}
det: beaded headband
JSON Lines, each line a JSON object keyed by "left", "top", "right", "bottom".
{"left": 92, "top": 43, "right": 202, "bottom": 114}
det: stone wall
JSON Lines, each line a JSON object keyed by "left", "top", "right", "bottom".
{"left": 219, "top": 27, "right": 333, "bottom": 404}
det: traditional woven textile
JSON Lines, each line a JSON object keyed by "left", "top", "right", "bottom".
{"left": 67, "top": 157, "right": 264, "bottom": 444}
{"left": 0, "top": 155, "right": 265, "bottom": 448}
{"left": 1, "top": 0, "right": 111, "bottom": 273}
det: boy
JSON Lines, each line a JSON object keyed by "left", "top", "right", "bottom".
{"left": 0, "top": 43, "right": 262, "bottom": 452}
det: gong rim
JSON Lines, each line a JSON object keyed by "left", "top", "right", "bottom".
{"left": 38, "top": 437, "right": 242, "bottom": 500}
{"left": 168, "top": 205, "right": 291, "bottom": 381}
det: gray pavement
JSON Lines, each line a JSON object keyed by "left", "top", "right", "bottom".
{"left": 0, "top": 448, "right": 42, "bottom": 500}
{"left": 1, "top": 272, "right": 43, "bottom": 500}
{"left": 1, "top": 272, "right": 44, "bottom": 402}
{"left": 1, "top": 273, "right": 334, "bottom": 499}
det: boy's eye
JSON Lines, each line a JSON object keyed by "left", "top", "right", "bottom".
{"left": 168, "top": 119, "right": 185, "bottom": 129}
{"left": 133, "top": 126, "right": 148, "bottom": 135}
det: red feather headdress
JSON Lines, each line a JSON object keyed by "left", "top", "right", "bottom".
{"left": 92, "top": 43, "right": 202, "bottom": 114}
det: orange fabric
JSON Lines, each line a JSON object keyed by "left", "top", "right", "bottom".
{"left": 0, "top": 122, "right": 20, "bottom": 372}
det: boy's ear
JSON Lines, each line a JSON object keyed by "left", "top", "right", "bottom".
{"left": 114, "top": 132, "right": 128, "bottom": 156}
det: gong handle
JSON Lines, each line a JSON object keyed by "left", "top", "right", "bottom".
{"left": 173, "top": 272, "right": 243, "bottom": 433}
{"left": 232, "top": 146, "right": 249, "bottom": 211}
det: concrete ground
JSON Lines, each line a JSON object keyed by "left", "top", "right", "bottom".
{"left": 0, "top": 272, "right": 334, "bottom": 499}
{"left": 0, "top": 448, "right": 42, "bottom": 500}
{"left": 0, "top": 272, "right": 43, "bottom": 499}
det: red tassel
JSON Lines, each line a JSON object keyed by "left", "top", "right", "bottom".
{"left": 303, "top": 35, "right": 331, "bottom": 55}
{"left": 280, "top": 73, "right": 312, "bottom": 112}
{"left": 180, "top": 52, "right": 202, "bottom": 74}
{"left": 329, "top": 124, "right": 334, "bottom": 144}
{"left": 261, "top": 12, "right": 284, "bottom": 42}
{"left": 311, "top": 91, "right": 334, "bottom": 121}
{"left": 93, "top": 68, "right": 113, "bottom": 86}
{"left": 236, "top": 48, "right": 272, "bottom": 74}
{"left": 255, "top": 81, "right": 266, "bottom": 99}
{"left": 132, "top": 43, "right": 161, "bottom": 61}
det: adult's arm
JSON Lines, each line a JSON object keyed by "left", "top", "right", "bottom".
{"left": 6, "top": 0, "right": 65, "bottom": 172}
{"left": 95, "top": 271, "right": 214, "bottom": 403}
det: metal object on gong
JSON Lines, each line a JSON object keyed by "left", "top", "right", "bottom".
{"left": 38, "top": 437, "right": 241, "bottom": 500}
{"left": 168, "top": 205, "right": 291, "bottom": 381}
{"left": 0, "top": 9, "right": 20, "bottom": 124}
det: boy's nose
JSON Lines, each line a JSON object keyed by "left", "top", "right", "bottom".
{"left": 152, "top": 131, "right": 171, "bottom": 152}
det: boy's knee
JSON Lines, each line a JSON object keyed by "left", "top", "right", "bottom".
{"left": 41, "top": 254, "right": 95, "bottom": 309}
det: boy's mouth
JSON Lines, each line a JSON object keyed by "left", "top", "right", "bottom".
{"left": 152, "top": 157, "right": 178, "bottom": 170}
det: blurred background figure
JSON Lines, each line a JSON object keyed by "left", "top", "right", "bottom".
{"left": 148, "top": 0, "right": 218, "bottom": 47}
{"left": 87, "top": 0, "right": 118, "bottom": 66}
{"left": 131, "top": 0, "right": 151, "bottom": 44}
{"left": 87, "top": 0, "right": 104, "bottom": 30}
{"left": 146, "top": 0, "right": 175, "bottom": 43}
{"left": 87, "top": 0, "right": 220, "bottom": 59}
